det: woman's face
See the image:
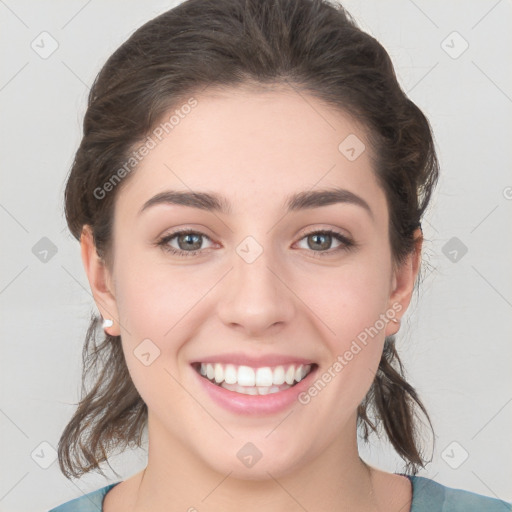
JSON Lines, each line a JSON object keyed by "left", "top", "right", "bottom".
{"left": 87, "top": 86, "right": 419, "bottom": 479}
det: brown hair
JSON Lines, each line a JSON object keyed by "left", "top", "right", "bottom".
{"left": 60, "top": 0, "right": 438, "bottom": 479}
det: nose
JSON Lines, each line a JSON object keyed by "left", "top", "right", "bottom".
{"left": 216, "top": 246, "right": 296, "bottom": 338}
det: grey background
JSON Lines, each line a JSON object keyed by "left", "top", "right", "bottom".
{"left": 1, "top": 1, "right": 511, "bottom": 510}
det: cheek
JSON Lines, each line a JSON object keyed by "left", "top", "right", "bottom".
{"left": 298, "top": 255, "right": 393, "bottom": 344}
{"left": 296, "top": 254, "right": 392, "bottom": 403}
{"left": 113, "top": 260, "right": 199, "bottom": 417}
{"left": 113, "top": 256, "right": 215, "bottom": 341}
{"left": 112, "top": 258, "right": 221, "bottom": 399}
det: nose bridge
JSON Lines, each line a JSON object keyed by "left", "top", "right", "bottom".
{"left": 216, "top": 237, "right": 295, "bottom": 335}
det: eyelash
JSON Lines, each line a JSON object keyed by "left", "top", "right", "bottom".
{"left": 156, "top": 228, "right": 356, "bottom": 258}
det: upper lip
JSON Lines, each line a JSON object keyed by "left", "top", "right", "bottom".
{"left": 191, "top": 353, "right": 316, "bottom": 368}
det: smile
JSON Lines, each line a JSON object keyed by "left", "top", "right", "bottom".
{"left": 193, "top": 362, "right": 315, "bottom": 396}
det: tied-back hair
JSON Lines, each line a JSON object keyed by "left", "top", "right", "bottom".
{"left": 59, "top": 0, "right": 438, "bottom": 478}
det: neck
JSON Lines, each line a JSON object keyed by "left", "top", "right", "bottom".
{"left": 131, "top": 413, "right": 378, "bottom": 512}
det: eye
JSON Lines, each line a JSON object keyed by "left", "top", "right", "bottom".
{"left": 156, "top": 228, "right": 356, "bottom": 258}
{"left": 295, "top": 229, "right": 355, "bottom": 257}
{"left": 156, "top": 229, "right": 214, "bottom": 257}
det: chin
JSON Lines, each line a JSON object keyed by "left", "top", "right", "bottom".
{"left": 202, "top": 441, "right": 308, "bottom": 481}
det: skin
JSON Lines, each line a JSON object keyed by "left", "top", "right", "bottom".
{"left": 82, "top": 85, "right": 422, "bottom": 511}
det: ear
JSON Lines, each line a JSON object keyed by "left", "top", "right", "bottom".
{"left": 385, "top": 227, "right": 423, "bottom": 336}
{"left": 80, "top": 225, "right": 121, "bottom": 336}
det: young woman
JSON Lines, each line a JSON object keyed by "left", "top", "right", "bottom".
{"left": 49, "top": 0, "right": 511, "bottom": 510}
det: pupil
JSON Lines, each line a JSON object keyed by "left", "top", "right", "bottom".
{"left": 310, "top": 233, "right": 330, "bottom": 250}
{"left": 181, "top": 233, "right": 200, "bottom": 250}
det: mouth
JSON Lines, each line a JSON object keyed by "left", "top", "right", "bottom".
{"left": 191, "top": 362, "right": 317, "bottom": 396}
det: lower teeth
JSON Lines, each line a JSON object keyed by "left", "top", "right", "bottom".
{"left": 219, "top": 381, "right": 292, "bottom": 395}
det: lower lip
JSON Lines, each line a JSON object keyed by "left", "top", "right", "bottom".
{"left": 193, "top": 365, "right": 318, "bottom": 415}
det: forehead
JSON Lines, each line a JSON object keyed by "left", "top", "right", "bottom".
{"left": 115, "top": 86, "right": 387, "bottom": 221}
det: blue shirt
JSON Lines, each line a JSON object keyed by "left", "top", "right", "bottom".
{"left": 48, "top": 475, "right": 511, "bottom": 511}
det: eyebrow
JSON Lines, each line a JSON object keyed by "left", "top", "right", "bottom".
{"left": 139, "top": 187, "right": 373, "bottom": 219}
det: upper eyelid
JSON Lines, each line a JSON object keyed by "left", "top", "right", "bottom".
{"left": 296, "top": 225, "right": 351, "bottom": 239}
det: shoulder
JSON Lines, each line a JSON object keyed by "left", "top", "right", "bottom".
{"left": 48, "top": 483, "right": 120, "bottom": 512}
{"left": 409, "top": 475, "right": 512, "bottom": 512}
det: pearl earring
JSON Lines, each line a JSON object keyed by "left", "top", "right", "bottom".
{"left": 391, "top": 318, "right": 399, "bottom": 324}
{"left": 102, "top": 318, "right": 113, "bottom": 329}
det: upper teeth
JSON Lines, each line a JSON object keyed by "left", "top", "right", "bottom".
{"left": 199, "top": 363, "right": 312, "bottom": 387}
